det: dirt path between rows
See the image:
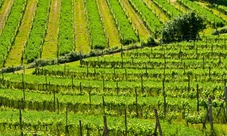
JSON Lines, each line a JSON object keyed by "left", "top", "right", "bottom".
{"left": 0, "top": 0, "right": 14, "bottom": 35}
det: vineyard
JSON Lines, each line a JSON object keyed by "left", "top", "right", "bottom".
{"left": 0, "top": 0, "right": 226, "bottom": 66}
{"left": 0, "top": 37, "right": 226, "bottom": 135}
{"left": 0, "top": 0, "right": 227, "bottom": 135}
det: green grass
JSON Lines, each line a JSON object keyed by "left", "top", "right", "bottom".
{"left": 142, "top": 0, "right": 169, "bottom": 24}
{"left": 74, "top": 0, "right": 90, "bottom": 53}
{"left": 97, "top": 0, "right": 121, "bottom": 48}
{"left": 6, "top": 0, "right": 37, "bottom": 66}
{"left": 0, "top": 0, "right": 14, "bottom": 35}
{"left": 119, "top": 0, "right": 151, "bottom": 42}
{"left": 1, "top": 37, "right": 227, "bottom": 135}
{"left": 42, "top": 0, "right": 60, "bottom": 59}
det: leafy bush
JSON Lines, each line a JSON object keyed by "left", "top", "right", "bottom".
{"left": 162, "top": 12, "right": 206, "bottom": 43}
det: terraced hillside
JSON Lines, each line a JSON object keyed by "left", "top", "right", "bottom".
{"left": 0, "top": 0, "right": 226, "bottom": 67}
{"left": 1, "top": 37, "right": 227, "bottom": 135}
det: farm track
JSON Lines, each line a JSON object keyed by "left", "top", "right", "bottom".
{"left": 42, "top": 0, "right": 60, "bottom": 59}
{"left": 96, "top": 0, "right": 121, "bottom": 48}
{"left": 5, "top": 0, "right": 37, "bottom": 66}
{"left": 0, "top": 0, "right": 14, "bottom": 35}
{"left": 119, "top": 0, "right": 150, "bottom": 42}
{"left": 142, "top": 0, "right": 169, "bottom": 24}
{"left": 74, "top": 0, "right": 90, "bottom": 53}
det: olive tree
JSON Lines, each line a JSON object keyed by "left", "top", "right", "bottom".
{"left": 162, "top": 12, "right": 206, "bottom": 43}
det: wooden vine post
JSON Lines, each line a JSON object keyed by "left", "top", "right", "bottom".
{"left": 71, "top": 76, "right": 74, "bottom": 89}
{"left": 162, "top": 79, "right": 166, "bottom": 117}
{"left": 208, "top": 98, "right": 214, "bottom": 135}
{"left": 135, "top": 88, "right": 138, "bottom": 117}
{"left": 53, "top": 90, "right": 56, "bottom": 112}
{"left": 45, "top": 75, "right": 47, "bottom": 91}
{"left": 163, "top": 61, "right": 166, "bottom": 79}
{"left": 86, "top": 63, "right": 88, "bottom": 77}
{"left": 65, "top": 105, "right": 69, "bottom": 135}
{"left": 202, "top": 56, "right": 205, "bottom": 69}
{"left": 103, "top": 76, "right": 105, "bottom": 91}
{"left": 80, "top": 82, "right": 82, "bottom": 93}
{"left": 188, "top": 75, "right": 190, "bottom": 92}
{"left": 196, "top": 84, "right": 199, "bottom": 113}
{"left": 57, "top": 98, "right": 59, "bottom": 114}
{"left": 218, "top": 52, "right": 222, "bottom": 64}
{"left": 224, "top": 79, "right": 226, "bottom": 87}
{"left": 145, "top": 65, "right": 148, "bottom": 76}
{"left": 124, "top": 108, "right": 127, "bottom": 136}
{"left": 1, "top": 57, "right": 4, "bottom": 84}
{"left": 224, "top": 39, "right": 226, "bottom": 49}
{"left": 102, "top": 96, "right": 105, "bottom": 114}
{"left": 79, "top": 52, "right": 82, "bottom": 65}
{"left": 125, "top": 68, "right": 127, "bottom": 80}
{"left": 141, "top": 74, "right": 144, "bottom": 93}
{"left": 209, "top": 67, "right": 211, "bottom": 79}
{"left": 89, "top": 90, "right": 91, "bottom": 108}
{"left": 121, "top": 56, "right": 124, "bottom": 68}
{"left": 103, "top": 115, "right": 108, "bottom": 136}
{"left": 64, "top": 64, "right": 66, "bottom": 75}
{"left": 225, "top": 87, "right": 227, "bottom": 115}
{"left": 113, "top": 67, "right": 116, "bottom": 77}
{"left": 79, "top": 120, "right": 83, "bottom": 136}
{"left": 19, "top": 108, "right": 23, "bottom": 136}
{"left": 22, "top": 73, "right": 25, "bottom": 100}
{"left": 154, "top": 109, "right": 163, "bottom": 136}
{"left": 116, "top": 81, "right": 119, "bottom": 95}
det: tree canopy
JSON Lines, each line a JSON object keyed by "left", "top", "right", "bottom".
{"left": 196, "top": 0, "right": 227, "bottom": 6}
{"left": 162, "top": 12, "right": 206, "bottom": 43}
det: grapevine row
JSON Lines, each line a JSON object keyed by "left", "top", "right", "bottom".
{"left": 128, "top": 0, "right": 162, "bottom": 33}
{"left": 152, "top": 0, "right": 181, "bottom": 18}
{"left": 85, "top": 0, "right": 107, "bottom": 49}
{"left": 177, "top": 0, "right": 225, "bottom": 27}
{"left": 106, "top": 0, "right": 138, "bottom": 45}
{"left": 0, "top": 0, "right": 4, "bottom": 8}
{"left": 33, "top": 66, "right": 227, "bottom": 83}
{"left": 0, "top": 0, "right": 27, "bottom": 65}
{"left": 0, "top": 107, "right": 158, "bottom": 135}
{"left": 58, "top": 0, "right": 75, "bottom": 55}
{"left": 24, "top": 0, "right": 51, "bottom": 63}
{"left": 214, "top": 4, "right": 227, "bottom": 15}
{"left": 1, "top": 73, "right": 225, "bottom": 97}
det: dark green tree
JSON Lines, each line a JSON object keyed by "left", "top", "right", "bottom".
{"left": 162, "top": 12, "right": 206, "bottom": 43}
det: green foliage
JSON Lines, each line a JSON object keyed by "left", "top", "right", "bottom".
{"left": 212, "top": 26, "right": 227, "bottom": 35}
{"left": 0, "top": 0, "right": 4, "bottom": 9}
{"left": 107, "top": 0, "right": 138, "bottom": 45}
{"left": 25, "top": 0, "right": 50, "bottom": 63}
{"left": 214, "top": 4, "right": 227, "bottom": 15}
{"left": 86, "top": 0, "right": 107, "bottom": 49}
{"left": 0, "top": 0, "right": 27, "bottom": 65}
{"left": 58, "top": 0, "right": 74, "bottom": 55}
{"left": 178, "top": 0, "right": 225, "bottom": 27}
{"left": 128, "top": 0, "right": 162, "bottom": 33}
{"left": 217, "top": 0, "right": 227, "bottom": 5}
{"left": 199, "top": 0, "right": 227, "bottom": 5}
{"left": 162, "top": 12, "right": 206, "bottom": 43}
{"left": 1, "top": 38, "right": 227, "bottom": 135}
{"left": 153, "top": 0, "right": 182, "bottom": 18}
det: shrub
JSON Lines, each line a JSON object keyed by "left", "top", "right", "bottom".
{"left": 162, "top": 12, "right": 206, "bottom": 43}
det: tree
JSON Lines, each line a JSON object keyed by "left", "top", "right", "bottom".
{"left": 162, "top": 12, "right": 206, "bottom": 43}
